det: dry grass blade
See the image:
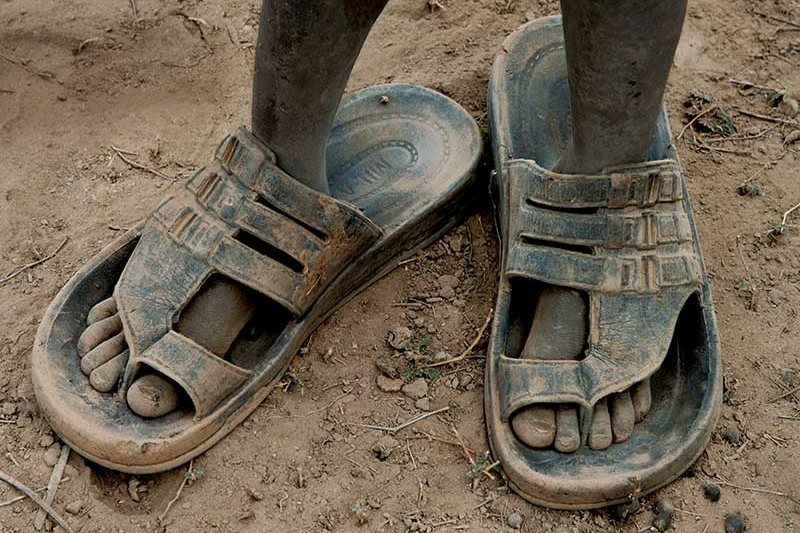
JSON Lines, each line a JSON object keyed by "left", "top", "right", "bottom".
{"left": 111, "top": 145, "right": 172, "bottom": 180}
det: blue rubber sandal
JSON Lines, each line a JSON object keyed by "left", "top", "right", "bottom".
{"left": 485, "top": 17, "right": 722, "bottom": 509}
{"left": 32, "top": 84, "right": 482, "bottom": 473}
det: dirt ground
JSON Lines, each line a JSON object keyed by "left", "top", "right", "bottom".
{"left": 2, "top": 0, "right": 800, "bottom": 531}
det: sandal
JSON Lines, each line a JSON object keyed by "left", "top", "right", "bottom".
{"left": 32, "top": 84, "right": 482, "bottom": 473}
{"left": 485, "top": 17, "right": 722, "bottom": 509}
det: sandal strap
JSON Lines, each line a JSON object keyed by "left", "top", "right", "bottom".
{"left": 506, "top": 243, "right": 698, "bottom": 293}
{"left": 497, "top": 286, "right": 694, "bottom": 420}
{"left": 115, "top": 127, "right": 384, "bottom": 418}
{"left": 150, "top": 128, "right": 382, "bottom": 316}
{"left": 134, "top": 331, "right": 252, "bottom": 420}
{"left": 515, "top": 206, "right": 692, "bottom": 249}
{"left": 497, "top": 158, "right": 703, "bottom": 418}
{"left": 507, "top": 158, "right": 683, "bottom": 209}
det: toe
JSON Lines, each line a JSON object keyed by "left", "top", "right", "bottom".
{"left": 89, "top": 350, "right": 129, "bottom": 392}
{"left": 610, "top": 391, "right": 635, "bottom": 443}
{"left": 127, "top": 374, "right": 181, "bottom": 418}
{"left": 87, "top": 297, "right": 118, "bottom": 325}
{"left": 80, "top": 332, "right": 127, "bottom": 375}
{"left": 511, "top": 406, "right": 556, "bottom": 448}
{"left": 588, "top": 398, "right": 613, "bottom": 450}
{"left": 77, "top": 314, "right": 122, "bottom": 356}
{"left": 554, "top": 405, "right": 580, "bottom": 453}
{"left": 631, "top": 378, "right": 652, "bottom": 423}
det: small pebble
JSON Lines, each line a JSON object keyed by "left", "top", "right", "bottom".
{"left": 250, "top": 490, "right": 264, "bottom": 501}
{"left": 725, "top": 512, "right": 746, "bottom": 533}
{"left": 376, "top": 376, "right": 403, "bottom": 393}
{"left": 723, "top": 427, "right": 741, "bottom": 445}
{"left": 778, "top": 96, "right": 799, "bottom": 117}
{"left": 415, "top": 397, "right": 431, "bottom": 411}
{"left": 655, "top": 499, "right": 675, "bottom": 515}
{"left": 43, "top": 445, "right": 61, "bottom": 468}
{"left": 373, "top": 435, "right": 399, "bottom": 460}
{"left": 653, "top": 511, "right": 672, "bottom": 532}
{"left": 387, "top": 326, "right": 412, "bottom": 350}
{"left": 653, "top": 499, "right": 674, "bottom": 532}
{"left": 64, "top": 500, "right": 84, "bottom": 515}
{"left": 401, "top": 378, "right": 429, "bottom": 399}
{"left": 507, "top": 512, "right": 523, "bottom": 529}
{"left": 38, "top": 434, "right": 55, "bottom": 448}
{"left": 431, "top": 351, "right": 450, "bottom": 364}
{"left": 702, "top": 481, "right": 721, "bottom": 502}
{"left": 375, "top": 360, "right": 398, "bottom": 379}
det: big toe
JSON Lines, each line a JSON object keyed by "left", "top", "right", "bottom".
{"left": 610, "top": 391, "right": 635, "bottom": 443}
{"left": 77, "top": 314, "right": 122, "bottom": 356}
{"left": 127, "top": 374, "right": 181, "bottom": 418}
{"left": 511, "top": 406, "right": 556, "bottom": 448}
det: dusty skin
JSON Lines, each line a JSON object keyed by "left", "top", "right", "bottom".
{"left": 2, "top": 0, "right": 800, "bottom": 531}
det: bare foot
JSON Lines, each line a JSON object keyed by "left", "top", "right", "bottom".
{"left": 510, "top": 288, "right": 652, "bottom": 452}
{"left": 77, "top": 277, "right": 257, "bottom": 417}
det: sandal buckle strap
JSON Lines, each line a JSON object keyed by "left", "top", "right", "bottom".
{"left": 508, "top": 159, "right": 683, "bottom": 209}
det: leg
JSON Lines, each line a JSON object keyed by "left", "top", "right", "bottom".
{"left": 78, "top": 0, "right": 389, "bottom": 417}
{"left": 554, "top": 0, "right": 687, "bottom": 174}
{"left": 512, "top": 0, "right": 685, "bottom": 451}
{"left": 252, "top": 0, "right": 389, "bottom": 193}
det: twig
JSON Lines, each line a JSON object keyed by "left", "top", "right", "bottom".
{"left": 76, "top": 38, "right": 100, "bottom": 55}
{"left": 707, "top": 122, "right": 781, "bottom": 144}
{"left": 735, "top": 108, "right": 800, "bottom": 127}
{"left": 714, "top": 480, "right": 800, "bottom": 505}
{"left": 0, "top": 236, "right": 68, "bottom": 285}
{"left": 777, "top": 201, "right": 800, "bottom": 234}
{"left": 34, "top": 445, "right": 70, "bottom": 530}
{"left": 128, "top": 0, "right": 138, "bottom": 19}
{"left": 408, "top": 431, "right": 476, "bottom": 454}
{"left": 728, "top": 78, "right": 782, "bottom": 95}
{"left": 422, "top": 308, "right": 493, "bottom": 368}
{"left": 677, "top": 104, "right": 718, "bottom": 140}
{"left": 340, "top": 455, "right": 365, "bottom": 469}
{"left": 452, "top": 426, "right": 475, "bottom": 463}
{"left": 778, "top": 415, "right": 800, "bottom": 420}
{"left": 0, "top": 478, "right": 69, "bottom": 508}
{"left": 452, "top": 426, "right": 496, "bottom": 480}
{"left": 278, "top": 492, "right": 288, "bottom": 511}
{"left": 262, "top": 392, "right": 351, "bottom": 422}
{"left": 0, "top": 471, "right": 75, "bottom": 533}
{"left": 159, "top": 459, "right": 193, "bottom": 522}
{"left": 769, "top": 384, "right": 800, "bottom": 402}
{"left": 755, "top": 10, "right": 800, "bottom": 29}
{"left": 406, "top": 439, "right": 417, "bottom": 469}
{"left": 110, "top": 145, "right": 171, "bottom": 180}
{"left": 353, "top": 406, "right": 450, "bottom": 434}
